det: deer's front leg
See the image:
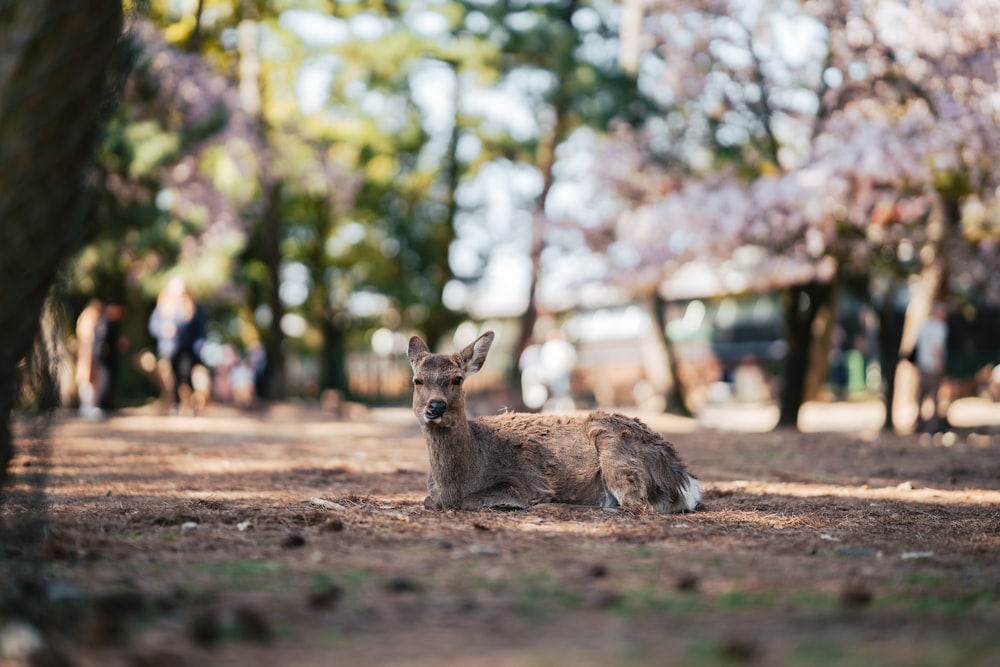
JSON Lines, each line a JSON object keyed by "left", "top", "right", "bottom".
{"left": 460, "top": 483, "right": 533, "bottom": 511}
{"left": 424, "top": 474, "right": 446, "bottom": 509}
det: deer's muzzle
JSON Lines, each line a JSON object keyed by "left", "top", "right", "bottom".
{"left": 425, "top": 400, "right": 447, "bottom": 420}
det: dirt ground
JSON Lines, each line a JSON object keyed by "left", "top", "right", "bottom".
{"left": 3, "top": 399, "right": 1000, "bottom": 667}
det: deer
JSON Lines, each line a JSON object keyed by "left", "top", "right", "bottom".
{"left": 407, "top": 331, "right": 701, "bottom": 514}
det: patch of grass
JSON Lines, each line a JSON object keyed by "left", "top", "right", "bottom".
{"left": 677, "top": 636, "right": 763, "bottom": 667}
{"left": 879, "top": 591, "right": 996, "bottom": 615}
{"left": 308, "top": 571, "right": 337, "bottom": 595}
{"left": 942, "top": 638, "right": 1000, "bottom": 666}
{"left": 511, "top": 570, "right": 584, "bottom": 619}
{"left": 791, "top": 638, "right": 851, "bottom": 667}
{"left": 336, "top": 568, "right": 377, "bottom": 587}
{"left": 694, "top": 556, "right": 747, "bottom": 581}
{"left": 616, "top": 585, "right": 702, "bottom": 616}
{"left": 471, "top": 573, "right": 507, "bottom": 594}
{"left": 125, "top": 530, "right": 179, "bottom": 545}
{"left": 612, "top": 641, "right": 651, "bottom": 665}
{"left": 895, "top": 571, "right": 951, "bottom": 587}
{"left": 625, "top": 545, "right": 662, "bottom": 558}
{"left": 312, "top": 568, "right": 379, "bottom": 607}
{"left": 197, "top": 559, "right": 286, "bottom": 588}
{"left": 718, "top": 590, "right": 776, "bottom": 610}
{"left": 614, "top": 587, "right": 840, "bottom": 619}
{"left": 679, "top": 638, "right": 733, "bottom": 666}
{"left": 789, "top": 590, "right": 841, "bottom": 613}
{"left": 791, "top": 635, "right": 1000, "bottom": 667}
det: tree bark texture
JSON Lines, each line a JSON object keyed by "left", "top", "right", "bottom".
{"left": 0, "top": 1, "right": 123, "bottom": 500}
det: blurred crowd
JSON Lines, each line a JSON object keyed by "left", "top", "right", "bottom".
{"left": 73, "top": 278, "right": 262, "bottom": 419}
{"left": 68, "top": 283, "right": 969, "bottom": 433}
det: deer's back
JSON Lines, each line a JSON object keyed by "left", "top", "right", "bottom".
{"left": 473, "top": 410, "right": 683, "bottom": 463}
{"left": 474, "top": 412, "right": 592, "bottom": 449}
{"left": 472, "top": 412, "right": 602, "bottom": 502}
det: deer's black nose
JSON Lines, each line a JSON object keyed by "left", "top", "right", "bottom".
{"left": 428, "top": 400, "right": 447, "bottom": 417}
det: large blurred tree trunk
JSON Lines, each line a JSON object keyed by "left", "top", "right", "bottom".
{"left": 0, "top": 2, "right": 123, "bottom": 501}
{"left": 238, "top": 8, "right": 285, "bottom": 399}
{"left": 260, "top": 180, "right": 286, "bottom": 399}
{"left": 779, "top": 282, "right": 834, "bottom": 427}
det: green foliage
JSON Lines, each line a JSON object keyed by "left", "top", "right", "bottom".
{"left": 69, "top": 0, "right": 658, "bottom": 398}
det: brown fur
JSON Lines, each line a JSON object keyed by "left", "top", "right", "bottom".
{"left": 408, "top": 331, "right": 701, "bottom": 513}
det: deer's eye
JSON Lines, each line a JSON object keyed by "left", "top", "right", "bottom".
{"left": 452, "top": 376, "right": 464, "bottom": 386}
{"left": 413, "top": 378, "right": 424, "bottom": 386}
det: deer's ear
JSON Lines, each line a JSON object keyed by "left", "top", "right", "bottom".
{"left": 462, "top": 331, "right": 494, "bottom": 376}
{"left": 407, "top": 336, "right": 430, "bottom": 368}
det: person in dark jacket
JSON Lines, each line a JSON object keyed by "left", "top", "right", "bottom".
{"left": 149, "top": 278, "right": 207, "bottom": 414}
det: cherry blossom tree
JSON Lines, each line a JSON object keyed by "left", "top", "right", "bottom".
{"left": 589, "top": 0, "right": 1000, "bottom": 428}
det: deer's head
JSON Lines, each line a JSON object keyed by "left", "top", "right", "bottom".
{"left": 407, "top": 331, "right": 494, "bottom": 428}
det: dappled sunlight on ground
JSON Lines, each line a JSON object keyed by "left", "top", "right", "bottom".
{"left": 682, "top": 397, "right": 1000, "bottom": 436}
{"left": 798, "top": 400, "right": 885, "bottom": 433}
{"left": 4, "top": 401, "right": 1000, "bottom": 666}
{"left": 948, "top": 397, "right": 1000, "bottom": 428}
{"left": 712, "top": 479, "right": 1000, "bottom": 505}
{"left": 697, "top": 403, "right": 779, "bottom": 432}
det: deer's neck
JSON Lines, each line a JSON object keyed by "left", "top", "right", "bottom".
{"left": 424, "top": 418, "right": 483, "bottom": 484}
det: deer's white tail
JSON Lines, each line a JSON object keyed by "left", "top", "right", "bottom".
{"left": 678, "top": 475, "right": 702, "bottom": 512}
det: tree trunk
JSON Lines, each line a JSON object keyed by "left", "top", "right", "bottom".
{"left": 804, "top": 279, "right": 841, "bottom": 402}
{"left": 187, "top": 0, "right": 206, "bottom": 51}
{"left": 238, "top": 11, "right": 285, "bottom": 399}
{"left": 421, "top": 65, "right": 463, "bottom": 350}
{"left": 877, "top": 280, "right": 900, "bottom": 432}
{"left": 510, "top": 110, "right": 564, "bottom": 407}
{"left": 779, "top": 282, "right": 834, "bottom": 427}
{"left": 320, "top": 317, "right": 348, "bottom": 396}
{"left": 261, "top": 180, "right": 286, "bottom": 399}
{"left": 0, "top": 1, "right": 123, "bottom": 501}
{"left": 508, "top": 2, "right": 578, "bottom": 405}
{"left": 307, "top": 188, "right": 348, "bottom": 399}
{"left": 651, "top": 292, "right": 692, "bottom": 416}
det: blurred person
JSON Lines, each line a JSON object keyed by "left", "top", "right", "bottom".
{"left": 190, "top": 363, "right": 212, "bottom": 413}
{"left": 75, "top": 299, "right": 104, "bottom": 420}
{"left": 230, "top": 356, "right": 256, "bottom": 407}
{"left": 733, "top": 355, "right": 769, "bottom": 403}
{"left": 213, "top": 344, "right": 256, "bottom": 408}
{"left": 212, "top": 344, "right": 238, "bottom": 404}
{"left": 95, "top": 302, "right": 124, "bottom": 412}
{"left": 148, "top": 278, "right": 207, "bottom": 414}
{"left": 539, "top": 330, "right": 577, "bottom": 411}
{"left": 249, "top": 340, "right": 267, "bottom": 400}
{"left": 914, "top": 302, "right": 949, "bottom": 432}
{"left": 518, "top": 341, "right": 547, "bottom": 410}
